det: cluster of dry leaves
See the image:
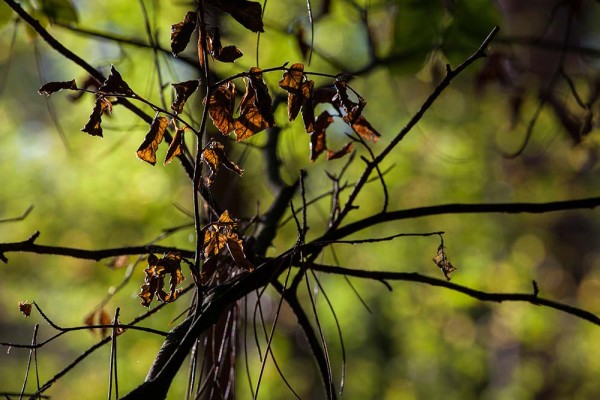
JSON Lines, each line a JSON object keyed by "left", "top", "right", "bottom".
{"left": 35, "top": 4, "right": 385, "bottom": 311}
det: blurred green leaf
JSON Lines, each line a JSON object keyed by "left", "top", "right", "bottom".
{"left": 37, "top": 0, "right": 79, "bottom": 25}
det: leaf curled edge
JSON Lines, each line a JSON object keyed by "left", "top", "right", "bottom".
{"left": 136, "top": 116, "right": 169, "bottom": 165}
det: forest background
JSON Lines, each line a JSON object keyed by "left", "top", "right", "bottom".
{"left": 1, "top": 0, "right": 600, "bottom": 399}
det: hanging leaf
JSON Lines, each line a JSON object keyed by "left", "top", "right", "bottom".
{"left": 38, "top": 79, "right": 76, "bottom": 96}
{"left": 171, "top": 11, "right": 197, "bottom": 56}
{"left": 98, "top": 66, "right": 134, "bottom": 96}
{"left": 207, "top": 27, "right": 243, "bottom": 62}
{"left": 139, "top": 253, "right": 185, "bottom": 307}
{"left": 136, "top": 116, "right": 169, "bottom": 165}
{"left": 310, "top": 131, "right": 326, "bottom": 161}
{"left": 432, "top": 244, "right": 457, "bottom": 280}
{"left": 234, "top": 69, "right": 274, "bottom": 141}
{"left": 327, "top": 142, "right": 354, "bottom": 160}
{"left": 209, "top": 0, "right": 264, "bottom": 33}
{"left": 348, "top": 115, "right": 381, "bottom": 142}
{"left": 171, "top": 80, "right": 199, "bottom": 113}
{"left": 248, "top": 67, "right": 274, "bottom": 126}
{"left": 206, "top": 81, "right": 236, "bottom": 135}
{"left": 226, "top": 236, "right": 253, "bottom": 271}
{"left": 164, "top": 127, "right": 186, "bottom": 165}
{"left": 289, "top": 80, "right": 313, "bottom": 122}
{"left": 310, "top": 111, "right": 334, "bottom": 161}
{"left": 81, "top": 97, "right": 112, "bottom": 137}
{"left": 278, "top": 63, "right": 304, "bottom": 92}
{"left": 201, "top": 140, "right": 244, "bottom": 185}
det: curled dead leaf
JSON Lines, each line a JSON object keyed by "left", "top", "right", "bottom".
{"left": 81, "top": 97, "right": 112, "bottom": 137}
{"left": 38, "top": 79, "right": 77, "bottom": 96}
{"left": 139, "top": 253, "right": 185, "bottom": 307}
{"left": 327, "top": 142, "right": 354, "bottom": 160}
{"left": 136, "top": 116, "right": 169, "bottom": 165}
{"left": 171, "top": 80, "right": 199, "bottom": 113}
{"left": 171, "top": 11, "right": 197, "bottom": 56}
{"left": 99, "top": 66, "right": 134, "bottom": 96}
{"left": 432, "top": 244, "right": 457, "bottom": 280}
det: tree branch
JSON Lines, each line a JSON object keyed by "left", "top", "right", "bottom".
{"left": 0, "top": 232, "right": 194, "bottom": 263}
{"left": 308, "top": 263, "right": 600, "bottom": 327}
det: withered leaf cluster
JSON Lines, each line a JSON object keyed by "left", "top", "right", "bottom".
{"left": 432, "top": 244, "right": 457, "bottom": 281}
{"left": 201, "top": 210, "right": 253, "bottom": 284}
{"left": 139, "top": 253, "right": 185, "bottom": 307}
{"left": 276, "top": 64, "right": 379, "bottom": 161}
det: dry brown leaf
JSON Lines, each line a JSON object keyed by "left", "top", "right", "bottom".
{"left": 38, "top": 79, "right": 77, "bottom": 96}
{"left": 18, "top": 301, "right": 32, "bottom": 317}
{"left": 327, "top": 142, "right": 354, "bottom": 160}
{"left": 278, "top": 63, "right": 304, "bottom": 92}
{"left": 349, "top": 115, "right": 381, "bottom": 142}
{"left": 209, "top": 0, "right": 264, "bottom": 33}
{"left": 171, "top": 11, "right": 197, "bottom": 55}
{"left": 136, "top": 116, "right": 169, "bottom": 165}
{"left": 171, "top": 80, "right": 199, "bottom": 113}
{"left": 201, "top": 140, "right": 244, "bottom": 184}
{"left": 81, "top": 97, "right": 112, "bottom": 137}
{"left": 206, "top": 82, "right": 236, "bottom": 135}
{"left": 139, "top": 253, "right": 185, "bottom": 307}
{"left": 164, "top": 127, "right": 186, "bottom": 165}
{"left": 99, "top": 66, "right": 134, "bottom": 96}
{"left": 432, "top": 244, "right": 457, "bottom": 280}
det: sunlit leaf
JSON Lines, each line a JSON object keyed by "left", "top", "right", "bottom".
{"left": 171, "top": 11, "right": 197, "bottom": 56}
{"left": 209, "top": 0, "right": 264, "bottom": 33}
{"left": 139, "top": 253, "right": 185, "bottom": 307}
{"left": 18, "top": 301, "right": 32, "bottom": 317}
{"left": 99, "top": 66, "right": 134, "bottom": 96}
{"left": 38, "top": 79, "right": 76, "bottom": 96}
{"left": 348, "top": 115, "right": 381, "bottom": 142}
{"left": 203, "top": 230, "right": 228, "bottom": 257}
{"left": 234, "top": 69, "right": 274, "bottom": 140}
{"left": 278, "top": 63, "right": 304, "bottom": 92}
{"left": 432, "top": 244, "right": 457, "bottom": 280}
{"left": 81, "top": 97, "right": 112, "bottom": 137}
{"left": 164, "top": 127, "right": 185, "bottom": 165}
{"left": 327, "top": 142, "right": 353, "bottom": 160}
{"left": 201, "top": 140, "right": 244, "bottom": 184}
{"left": 206, "top": 81, "right": 236, "bottom": 135}
{"left": 136, "top": 116, "right": 169, "bottom": 165}
{"left": 171, "top": 80, "right": 199, "bottom": 113}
